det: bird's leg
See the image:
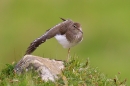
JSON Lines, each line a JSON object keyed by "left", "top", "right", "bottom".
{"left": 67, "top": 48, "right": 70, "bottom": 62}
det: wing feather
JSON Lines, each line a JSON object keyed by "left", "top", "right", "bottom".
{"left": 25, "top": 34, "right": 47, "bottom": 55}
{"left": 25, "top": 19, "right": 73, "bottom": 55}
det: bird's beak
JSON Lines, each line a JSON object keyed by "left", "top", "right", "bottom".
{"left": 80, "top": 30, "right": 83, "bottom": 34}
{"left": 78, "top": 28, "right": 83, "bottom": 34}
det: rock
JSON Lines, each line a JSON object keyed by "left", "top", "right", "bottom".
{"left": 14, "top": 55, "right": 64, "bottom": 82}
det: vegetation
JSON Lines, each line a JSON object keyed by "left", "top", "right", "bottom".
{"left": 0, "top": 58, "right": 127, "bottom": 86}
{"left": 0, "top": 0, "right": 130, "bottom": 85}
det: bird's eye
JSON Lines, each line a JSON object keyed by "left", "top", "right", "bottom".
{"left": 73, "top": 25, "right": 77, "bottom": 28}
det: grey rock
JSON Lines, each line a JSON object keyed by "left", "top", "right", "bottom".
{"left": 14, "top": 55, "right": 64, "bottom": 82}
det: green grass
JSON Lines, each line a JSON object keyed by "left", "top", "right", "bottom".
{"left": 0, "top": 58, "right": 127, "bottom": 86}
{"left": 0, "top": 0, "right": 130, "bottom": 85}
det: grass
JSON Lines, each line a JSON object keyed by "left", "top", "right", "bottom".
{"left": 0, "top": 57, "right": 127, "bottom": 86}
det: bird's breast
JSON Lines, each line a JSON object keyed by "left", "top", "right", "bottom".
{"left": 55, "top": 34, "right": 80, "bottom": 48}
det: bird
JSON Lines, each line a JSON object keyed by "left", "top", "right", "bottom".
{"left": 25, "top": 18, "right": 83, "bottom": 61}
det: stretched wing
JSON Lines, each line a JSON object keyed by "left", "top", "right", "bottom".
{"left": 25, "top": 18, "right": 73, "bottom": 55}
{"left": 60, "top": 18, "right": 66, "bottom": 21}
{"left": 25, "top": 34, "right": 47, "bottom": 55}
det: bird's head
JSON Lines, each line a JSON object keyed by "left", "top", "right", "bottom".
{"left": 70, "top": 22, "right": 83, "bottom": 34}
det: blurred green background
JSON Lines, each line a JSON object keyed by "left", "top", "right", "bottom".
{"left": 0, "top": 0, "right": 130, "bottom": 84}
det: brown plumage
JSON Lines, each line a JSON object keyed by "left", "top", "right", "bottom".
{"left": 25, "top": 18, "right": 83, "bottom": 57}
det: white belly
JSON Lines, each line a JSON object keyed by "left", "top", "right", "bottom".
{"left": 55, "top": 34, "right": 78, "bottom": 48}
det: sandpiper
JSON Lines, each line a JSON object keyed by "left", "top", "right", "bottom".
{"left": 25, "top": 18, "right": 83, "bottom": 61}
